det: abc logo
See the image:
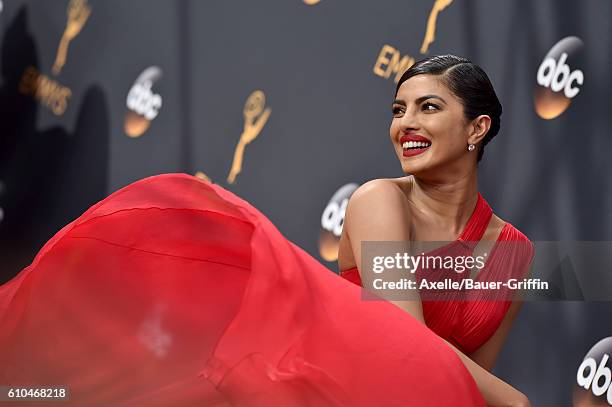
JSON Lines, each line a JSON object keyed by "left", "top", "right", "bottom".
{"left": 318, "top": 183, "right": 358, "bottom": 262}
{"left": 124, "top": 66, "right": 163, "bottom": 138}
{"left": 537, "top": 52, "right": 583, "bottom": 99}
{"left": 574, "top": 337, "right": 612, "bottom": 406}
{"left": 534, "top": 36, "right": 584, "bottom": 120}
{"left": 127, "top": 81, "right": 162, "bottom": 121}
{"left": 321, "top": 198, "right": 347, "bottom": 238}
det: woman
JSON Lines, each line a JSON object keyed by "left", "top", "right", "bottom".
{"left": 339, "top": 55, "right": 533, "bottom": 406}
{"left": 0, "top": 56, "right": 529, "bottom": 406}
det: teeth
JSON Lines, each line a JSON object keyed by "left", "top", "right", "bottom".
{"left": 402, "top": 140, "right": 431, "bottom": 149}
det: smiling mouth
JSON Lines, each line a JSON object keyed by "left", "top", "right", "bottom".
{"left": 402, "top": 140, "right": 431, "bottom": 150}
{"left": 401, "top": 140, "right": 431, "bottom": 157}
{"left": 398, "top": 133, "right": 432, "bottom": 158}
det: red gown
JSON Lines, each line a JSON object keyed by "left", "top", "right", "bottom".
{"left": 0, "top": 173, "right": 529, "bottom": 406}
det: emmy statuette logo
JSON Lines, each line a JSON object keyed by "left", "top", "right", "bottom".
{"left": 227, "top": 90, "right": 271, "bottom": 184}
{"left": 18, "top": 0, "right": 91, "bottom": 116}
{"left": 534, "top": 36, "right": 584, "bottom": 120}
{"left": 124, "top": 67, "right": 163, "bottom": 138}
{"left": 420, "top": 0, "right": 453, "bottom": 54}
{"left": 319, "top": 183, "right": 359, "bottom": 262}
{"left": 373, "top": 0, "right": 454, "bottom": 83}
{"left": 52, "top": 0, "right": 91, "bottom": 76}
{"left": 194, "top": 172, "right": 212, "bottom": 183}
{"left": 194, "top": 90, "right": 270, "bottom": 185}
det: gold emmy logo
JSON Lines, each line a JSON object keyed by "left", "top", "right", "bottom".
{"left": 194, "top": 171, "right": 212, "bottom": 183}
{"left": 373, "top": 44, "right": 415, "bottom": 83}
{"left": 52, "top": 0, "right": 91, "bottom": 75}
{"left": 124, "top": 67, "right": 163, "bottom": 138}
{"left": 373, "top": 0, "right": 454, "bottom": 83}
{"left": 227, "top": 90, "right": 271, "bottom": 184}
{"left": 18, "top": 66, "right": 72, "bottom": 115}
{"left": 17, "top": 0, "right": 90, "bottom": 115}
{"left": 420, "top": 0, "right": 453, "bottom": 54}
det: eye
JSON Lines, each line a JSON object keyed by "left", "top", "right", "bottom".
{"left": 392, "top": 105, "right": 405, "bottom": 116}
{"left": 422, "top": 102, "right": 440, "bottom": 112}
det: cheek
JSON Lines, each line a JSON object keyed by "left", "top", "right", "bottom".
{"left": 389, "top": 119, "right": 400, "bottom": 138}
{"left": 426, "top": 116, "right": 466, "bottom": 148}
{"left": 447, "top": 122, "right": 469, "bottom": 148}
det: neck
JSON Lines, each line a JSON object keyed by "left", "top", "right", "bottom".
{"left": 410, "top": 168, "right": 479, "bottom": 236}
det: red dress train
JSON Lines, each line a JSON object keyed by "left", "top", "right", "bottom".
{"left": 0, "top": 173, "right": 522, "bottom": 406}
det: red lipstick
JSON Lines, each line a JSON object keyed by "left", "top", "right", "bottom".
{"left": 400, "top": 135, "right": 431, "bottom": 144}
{"left": 399, "top": 134, "right": 431, "bottom": 157}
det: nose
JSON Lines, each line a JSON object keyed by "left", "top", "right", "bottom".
{"left": 398, "top": 108, "right": 420, "bottom": 133}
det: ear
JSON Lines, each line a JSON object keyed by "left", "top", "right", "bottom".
{"left": 467, "top": 115, "right": 491, "bottom": 145}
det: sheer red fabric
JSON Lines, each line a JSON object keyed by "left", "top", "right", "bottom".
{"left": 0, "top": 174, "right": 487, "bottom": 406}
{"left": 340, "top": 193, "right": 534, "bottom": 355}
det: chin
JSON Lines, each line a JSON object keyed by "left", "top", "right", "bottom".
{"left": 396, "top": 153, "right": 429, "bottom": 175}
{"left": 401, "top": 163, "right": 423, "bottom": 175}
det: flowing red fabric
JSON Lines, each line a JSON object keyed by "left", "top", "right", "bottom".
{"left": 0, "top": 174, "right": 487, "bottom": 406}
{"left": 341, "top": 193, "right": 534, "bottom": 355}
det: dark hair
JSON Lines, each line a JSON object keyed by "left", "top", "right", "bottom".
{"left": 395, "top": 55, "right": 502, "bottom": 162}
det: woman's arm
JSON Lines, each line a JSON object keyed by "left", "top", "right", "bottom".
{"left": 470, "top": 263, "right": 533, "bottom": 371}
{"left": 444, "top": 337, "right": 530, "bottom": 407}
{"left": 343, "top": 179, "right": 530, "bottom": 407}
{"left": 342, "top": 179, "right": 425, "bottom": 322}
{"left": 469, "top": 300, "right": 524, "bottom": 372}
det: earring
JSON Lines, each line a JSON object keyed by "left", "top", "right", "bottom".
{"left": 467, "top": 144, "right": 475, "bottom": 152}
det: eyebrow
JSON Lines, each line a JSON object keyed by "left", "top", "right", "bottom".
{"left": 392, "top": 94, "right": 447, "bottom": 106}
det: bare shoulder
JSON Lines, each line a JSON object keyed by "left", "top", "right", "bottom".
{"left": 489, "top": 211, "right": 532, "bottom": 244}
{"left": 483, "top": 213, "right": 507, "bottom": 241}
{"left": 338, "top": 178, "right": 412, "bottom": 271}
{"left": 484, "top": 211, "right": 534, "bottom": 274}
{"left": 344, "top": 178, "right": 412, "bottom": 239}
{"left": 348, "top": 177, "right": 410, "bottom": 208}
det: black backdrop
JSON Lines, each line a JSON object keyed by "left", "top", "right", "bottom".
{"left": 1, "top": 1, "right": 611, "bottom": 405}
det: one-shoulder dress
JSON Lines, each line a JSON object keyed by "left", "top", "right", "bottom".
{"left": 340, "top": 190, "right": 534, "bottom": 355}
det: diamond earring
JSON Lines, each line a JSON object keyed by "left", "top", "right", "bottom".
{"left": 467, "top": 144, "right": 475, "bottom": 152}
